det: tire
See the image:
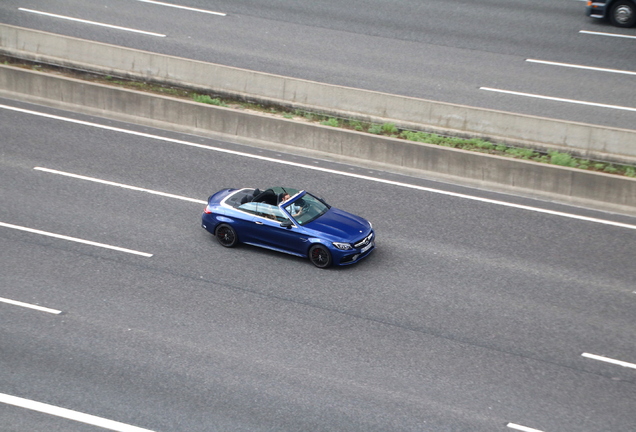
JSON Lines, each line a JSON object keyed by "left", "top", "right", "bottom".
{"left": 609, "top": 0, "right": 636, "bottom": 27}
{"left": 215, "top": 223, "right": 238, "bottom": 248}
{"left": 309, "top": 244, "right": 332, "bottom": 268}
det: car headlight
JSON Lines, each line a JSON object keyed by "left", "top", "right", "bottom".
{"left": 332, "top": 242, "right": 353, "bottom": 250}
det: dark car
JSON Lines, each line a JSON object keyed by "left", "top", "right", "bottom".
{"left": 201, "top": 187, "right": 375, "bottom": 268}
{"left": 586, "top": 0, "right": 636, "bottom": 27}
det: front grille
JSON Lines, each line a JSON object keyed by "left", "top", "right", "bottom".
{"left": 354, "top": 232, "right": 373, "bottom": 249}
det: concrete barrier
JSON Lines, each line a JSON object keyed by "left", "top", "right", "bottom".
{"left": 1, "top": 64, "right": 634, "bottom": 215}
{"left": 1, "top": 24, "right": 635, "bottom": 165}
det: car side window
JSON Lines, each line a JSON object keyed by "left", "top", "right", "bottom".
{"left": 256, "top": 203, "right": 287, "bottom": 222}
{"left": 237, "top": 202, "right": 259, "bottom": 215}
{"left": 239, "top": 202, "right": 290, "bottom": 223}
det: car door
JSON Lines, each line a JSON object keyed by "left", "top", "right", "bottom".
{"left": 251, "top": 204, "right": 309, "bottom": 255}
{"left": 233, "top": 202, "right": 261, "bottom": 244}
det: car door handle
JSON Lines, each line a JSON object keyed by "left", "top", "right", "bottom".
{"left": 255, "top": 221, "right": 264, "bottom": 225}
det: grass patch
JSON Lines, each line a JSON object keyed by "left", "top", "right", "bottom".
{"left": 320, "top": 117, "right": 340, "bottom": 127}
{"left": 348, "top": 120, "right": 367, "bottom": 131}
{"left": 549, "top": 152, "right": 576, "bottom": 167}
{"left": 368, "top": 124, "right": 383, "bottom": 134}
{"left": 506, "top": 147, "right": 538, "bottom": 159}
{"left": 192, "top": 94, "right": 227, "bottom": 107}
{"left": 381, "top": 123, "right": 399, "bottom": 135}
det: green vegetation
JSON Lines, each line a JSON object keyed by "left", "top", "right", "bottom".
{"left": 320, "top": 117, "right": 340, "bottom": 127}
{"left": 4, "top": 54, "right": 636, "bottom": 178}
{"left": 368, "top": 124, "right": 383, "bottom": 135}
{"left": 381, "top": 123, "right": 399, "bottom": 135}
{"left": 349, "top": 120, "right": 367, "bottom": 131}
{"left": 192, "top": 94, "right": 227, "bottom": 107}
{"left": 549, "top": 152, "right": 576, "bottom": 167}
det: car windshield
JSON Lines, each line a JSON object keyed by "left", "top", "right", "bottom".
{"left": 284, "top": 192, "right": 329, "bottom": 225}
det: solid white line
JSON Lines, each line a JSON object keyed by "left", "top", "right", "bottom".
{"left": 0, "top": 393, "right": 155, "bottom": 432}
{"left": 0, "top": 221, "right": 153, "bottom": 257}
{"left": 582, "top": 353, "right": 636, "bottom": 369}
{"left": 3, "top": 104, "right": 636, "bottom": 232}
{"left": 526, "top": 59, "right": 636, "bottom": 76}
{"left": 480, "top": 87, "right": 636, "bottom": 113}
{"left": 34, "top": 167, "right": 207, "bottom": 205}
{"left": 580, "top": 30, "right": 636, "bottom": 40}
{"left": 0, "top": 297, "right": 62, "bottom": 314}
{"left": 18, "top": 8, "right": 166, "bottom": 37}
{"left": 134, "top": 0, "right": 226, "bottom": 16}
{"left": 507, "top": 423, "right": 544, "bottom": 432}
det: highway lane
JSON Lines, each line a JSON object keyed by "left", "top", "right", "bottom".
{"left": 1, "top": 0, "right": 635, "bottom": 130}
{"left": 2, "top": 100, "right": 635, "bottom": 431}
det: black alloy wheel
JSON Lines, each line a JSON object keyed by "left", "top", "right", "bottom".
{"left": 309, "top": 244, "right": 332, "bottom": 268}
{"left": 610, "top": 1, "right": 636, "bottom": 27}
{"left": 215, "top": 223, "right": 238, "bottom": 247}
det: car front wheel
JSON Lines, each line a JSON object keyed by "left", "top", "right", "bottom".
{"left": 610, "top": 0, "right": 636, "bottom": 27}
{"left": 309, "top": 244, "right": 332, "bottom": 268}
{"left": 215, "top": 223, "right": 238, "bottom": 247}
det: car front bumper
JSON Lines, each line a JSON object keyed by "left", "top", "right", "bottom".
{"left": 332, "top": 232, "right": 375, "bottom": 266}
{"left": 586, "top": 2, "right": 607, "bottom": 18}
{"left": 336, "top": 244, "right": 375, "bottom": 265}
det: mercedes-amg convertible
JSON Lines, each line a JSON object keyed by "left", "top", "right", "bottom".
{"left": 201, "top": 187, "right": 375, "bottom": 268}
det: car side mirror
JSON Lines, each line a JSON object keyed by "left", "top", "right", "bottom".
{"left": 280, "top": 220, "right": 293, "bottom": 229}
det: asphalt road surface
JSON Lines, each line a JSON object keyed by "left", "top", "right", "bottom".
{"left": 1, "top": 0, "right": 635, "bottom": 130}
{"left": 2, "top": 98, "right": 635, "bottom": 431}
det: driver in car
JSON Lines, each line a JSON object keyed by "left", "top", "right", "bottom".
{"left": 281, "top": 193, "right": 303, "bottom": 218}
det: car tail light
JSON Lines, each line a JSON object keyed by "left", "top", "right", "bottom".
{"left": 204, "top": 206, "right": 212, "bottom": 214}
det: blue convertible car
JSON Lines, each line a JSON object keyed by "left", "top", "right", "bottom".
{"left": 202, "top": 187, "right": 375, "bottom": 268}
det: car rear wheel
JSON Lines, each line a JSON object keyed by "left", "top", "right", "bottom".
{"left": 610, "top": 0, "right": 636, "bottom": 27}
{"left": 309, "top": 244, "right": 332, "bottom": 268}
{"left": 215, "top": 223, "right": 238, "bottom": 247}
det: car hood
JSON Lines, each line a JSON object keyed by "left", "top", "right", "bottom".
{"left": 304, "top": 207, "right": 371, "bottom": 242}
